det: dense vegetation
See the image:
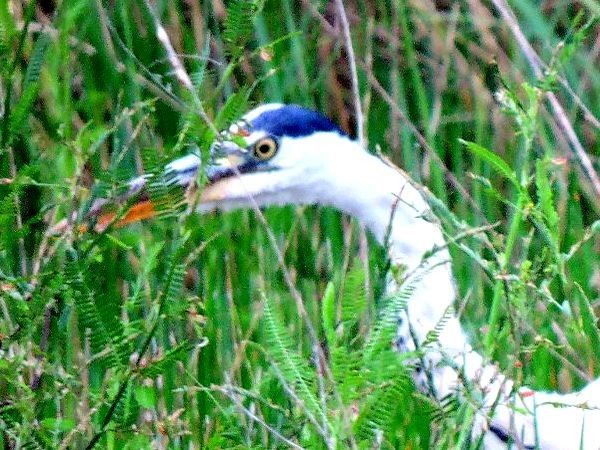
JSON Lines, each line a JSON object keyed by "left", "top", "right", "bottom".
{"left": 0, "top": 0, "right": 599, "bottom": 448}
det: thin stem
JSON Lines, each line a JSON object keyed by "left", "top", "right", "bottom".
{"left": 227, "top": 167, "right": 352, "bottom": 447}
{"left": 334, "top": 0, "right": 364, "bottom": 145}
{"left": 367, "top": 72, "right": 489, "bottom": 224}
{"left": 490, "top": 0, "right": 600, "bottom": 203}
{"left": 216, "top": 385, "right": 306, "bottom": 450}
{"left": 484, "top": 194, "right": 525, "bottom": 353}
{"left": 141, "top": 0, "right": 219, "bottom": 136}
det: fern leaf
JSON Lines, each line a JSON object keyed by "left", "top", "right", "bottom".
{"left": 190, "top": 33, "right": 213, "bottom": 90}
{"left": 140, "top": 148, "right": 187, "bottom": 220}
{"left": 64, "top": 250, "right": 124, "bottom": 369}
{"left": 8, "top": 34, "right": 50, "bottom": 137}
{"left": 215, "top": 88, "right": 250, "bottom": 131}
{"left": 23, "top": 33, "right": 50, "bottom": 86}
{"left": 363, "top": 283, "right": 414, "bottom": 364}
{"left": 340, "top": 260, "right": 367, "bottom": 328}
{"left": 422, "top": 306, "right": 454, "bottom": 348}
{"left": 162, "top": 261, "right": 186, "bottom": 313}
{"left": 330, "top": 345, "right": 362, "bottom": 403}
{"left": 139, "top": 342, "right": 194, "bottom": 378}
{"left": 109, "top": 378, "right": 133, "bottom": 426}
{"left": 262, "top": 294, "right": 324, "bottom": 423}
{"left": 354, "top": 369, "right": 412, "bottom": 443}
{"left": 223, "top": 0, "right": 261, "bottom": 58}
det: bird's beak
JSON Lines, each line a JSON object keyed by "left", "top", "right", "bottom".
{"left": 200, "top": 138, "right": 270, "bottom": 205}
{"left": 66, "top": 140, "right": 255, "bottom": 234}
{"left": 204, "top": 140, "right": 252, "bottom": 183}
{"left": 162, "top": 140, "right": 252, "bottom": 188}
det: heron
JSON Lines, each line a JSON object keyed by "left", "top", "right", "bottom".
{"left": 88, "top": 103, "right": 600, "bottom": 449}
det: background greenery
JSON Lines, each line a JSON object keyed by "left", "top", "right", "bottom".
{"left": 0, "top": 0, "right": 599, "bottom": 448}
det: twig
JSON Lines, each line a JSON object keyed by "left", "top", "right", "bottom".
{"left": 554, "top": 73, "right": 600, "bottom": 131}
{"left": 300, "top": 0, "right": 337, "bottom": 37}
{"left": 367, "top": 72, "right": 488, "bottom": 223}
{"left": 216, "top": 384, "right": 306, "bottom": 450}
{"left": 147, "top": 5, "right": 192, "bottom": 90}
{"left": 6, "top": 148, "right": 27, "bottom": 276}
{"left": 520, "top": 320, "right": 592, "bottom": 384}
{"left": 334, "top": 0, "right": 364, "bottom": 146}
{"left": 490, "top": 0, "right": 600, "bottom": 201}
{"left": 142, "top": 0, "right": 219, "bottom": 135}
{"left": 263, "top": 346, "right": 332, "bottom": 442}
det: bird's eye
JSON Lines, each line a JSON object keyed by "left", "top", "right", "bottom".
{"left": 253, "top": 137, "right": 278, "bottom": 160}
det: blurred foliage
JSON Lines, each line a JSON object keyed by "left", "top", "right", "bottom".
{"left": 0, "top": 0, "right": 599, "bottom": 448}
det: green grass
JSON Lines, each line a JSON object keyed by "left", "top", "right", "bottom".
{"left": 1, "top": 0, "right": 599, "bottom": 448}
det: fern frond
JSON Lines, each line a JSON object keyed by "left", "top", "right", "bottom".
{"left": 329, "top": 345, "right": 362, "bottom": 403}
{"left": 326, "top": 263, "right": 370, "bottom": 404}
{"left": 0, "top": 403, "right": 49, "bottom": 449}
{"left": 142, "top": 149, "right": 187, "bottom": 220}
{"left": 422, "top": 306, "right": 455, "bottom": 348}
{"left": 214, "top": 88, "right": 250, "bottom": 131}
{"left": 340, "top": 261, "right": 367, "bottom": 328}
{"left": 223, "top": 0, "right": 261, "bottom": 58}
{"left": 161, "top": 261, "right": 186, "bottom": 313}
{"left": 23, "top": 34, "right": 50, "bottom": 86}
{"left": 261, "top": 294, "right": 324, "bottom": 424}
{"left": 64, "top": 250, "right": 125, "bottom": 368}
{"left": 190, "top": 35, "right": 213, "bottom": 91}
{"left": 363, "top": 282, "right": 414, "bottom": 364}
{"left": 139, "top": 342, "right": 194, "bottom": 378}
{"left": 354, "top": 368, "right": 412, "bottom": 443}
{"left": 8, "top": 34, "right": 50, "bottom": 137}
{"left": 109, "top": 379, "right": 133, "bottom": 426}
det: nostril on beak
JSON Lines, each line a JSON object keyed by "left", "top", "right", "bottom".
{"left": 211, "top": 140, "right": 245, "bottom": 157}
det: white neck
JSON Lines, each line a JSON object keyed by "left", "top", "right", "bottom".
{"left": 317, "top": 141, "right": 473, "bottom": 379}
{"left": 198, "top": 134, "right": 600, "bottom": 448}
{"left": 309, "top": 139, "right": 600, "bottom": 449}
{"left": 317, "top": 142, "right": 452, "bottom": 276}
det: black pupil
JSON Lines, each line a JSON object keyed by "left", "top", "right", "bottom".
{"left": 258, "top": 143, "right": 272, "bottom": 155}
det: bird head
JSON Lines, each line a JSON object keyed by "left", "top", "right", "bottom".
{"left": 80, "top": 103, "right": 383, "bottom": 233}
{"left": 167, "top": 103, "right": 358, "bottom": 211}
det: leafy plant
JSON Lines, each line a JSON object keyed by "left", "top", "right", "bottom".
{"left": 0, "top": 1, "right": 598, "bottom": 449}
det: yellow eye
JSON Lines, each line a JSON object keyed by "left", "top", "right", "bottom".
{"left": 253, "top": 137, "right": 278, "bottom": 160}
